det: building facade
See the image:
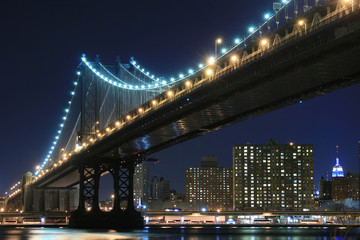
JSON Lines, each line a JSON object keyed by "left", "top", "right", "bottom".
{"left": 133, "top": 162, "right": 149, "bottom": 208}
{"left": 185, "top": 156, "right": 233, "bottom": 211}
{"left": 150, "top": 176, "right": 170, "bottom": 201}
{"left": 346, "top": 172, "right": 360, "bottom": 202}
{"left": 233, "top": 139, "right": 314, "bottom": 210}
{"left": 319, "top": 176, "right": 332, "bottom": 202}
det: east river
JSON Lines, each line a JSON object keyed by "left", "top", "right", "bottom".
{"left": 0, "top": 226, "right": 359, "bottom": 240}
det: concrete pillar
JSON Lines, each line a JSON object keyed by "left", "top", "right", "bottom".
{"left": 59, "top": 189, "right": 69, "bottom": 211}
{"left": 21, "top": 172, "right": 33, "bottom": 212}
{"left": 69, "top": 187, "right": 79, "bottom": 211}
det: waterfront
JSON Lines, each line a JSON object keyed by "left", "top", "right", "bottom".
{"left": 0, "top": 226, "right": 359, "bottom": 240}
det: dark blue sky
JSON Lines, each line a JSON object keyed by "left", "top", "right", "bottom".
{"left": 0, "top": 0, "right": 359, "bottom": 195}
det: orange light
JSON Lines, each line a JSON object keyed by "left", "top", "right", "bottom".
{"left": 231, "top": 55, "right": 238, "bottom": 62}
{"left": 167, "top": 91, "right": 173, "bottom": 97}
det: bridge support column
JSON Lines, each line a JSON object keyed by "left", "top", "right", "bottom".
{"left": 69, "top": 157, "right": 143, "bottom": 229}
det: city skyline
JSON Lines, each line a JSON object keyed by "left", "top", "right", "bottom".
{"left": 0, "top": 0, "right": 359, "bottom": 196}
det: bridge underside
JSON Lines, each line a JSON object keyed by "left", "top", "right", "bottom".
{"left": 34, "top": 12, "right": 360, "bottom": 189}
{"left": 113, "top": 15, "right": 360, "bottom": 156}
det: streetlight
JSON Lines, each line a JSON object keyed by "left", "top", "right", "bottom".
{"left": 215, "top": 38, "right": 222, "bottom": 58}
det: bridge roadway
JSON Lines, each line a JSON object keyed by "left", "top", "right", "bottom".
{"left": 33, "top": 3, "right": 360, "bottom": 188}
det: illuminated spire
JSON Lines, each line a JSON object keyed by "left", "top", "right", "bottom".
{"left": 332, "top": 145, "right": 344, "bottom": 178}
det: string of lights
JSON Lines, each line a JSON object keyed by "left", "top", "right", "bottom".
{"left": 34, "top": 74, "right": 80, "bottom": 176}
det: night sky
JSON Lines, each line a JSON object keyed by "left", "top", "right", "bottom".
{"left": 1, "top": 0, "right": 359, "bottom": 197}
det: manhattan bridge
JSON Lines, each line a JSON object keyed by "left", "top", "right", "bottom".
{"left": 3, "top": 0, "right": 360, "bottom": 228}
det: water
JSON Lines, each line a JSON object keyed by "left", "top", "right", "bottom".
{"left": 0, "top": 226, "right": 359, "bottom": 240}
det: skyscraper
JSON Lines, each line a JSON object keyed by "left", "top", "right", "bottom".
{"left": 331, "top": 146, "right": 347, "bottom": 201}
{"left": 185, "top": 156, "right": 233, "bottom": 211}
{"left": 133, "top": 162, "right": 148, "bottom": 208}
{"left": 332, "top": 146, "right": 344, "bottom": 178}
{"left": 233, "top": 139, "right": 314, "bottom": 210}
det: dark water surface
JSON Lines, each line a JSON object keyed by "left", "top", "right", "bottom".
{"left": 0, "top": 226, "right": 359, "bottom": 240}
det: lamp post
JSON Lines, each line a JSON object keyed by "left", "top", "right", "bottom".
{"left": 215, "top": 38, "right": 222, "bottom": 59}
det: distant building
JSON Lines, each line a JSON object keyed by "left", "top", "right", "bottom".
{"left": 347, "top": 172, "right": 360, "bottom": 202}
{"left": 332, "top": 155, "right": 344, "bottom": 178}
{"left": 233, "top": 139, "right": 314, "bottom": 210}
{"left": 331, "top": 147, "right": 349, "bottom": 202}
{"left": 185, "top": 156, "right": 233, "bottom": 211}
{"left": 319, "top": 176, "right": 332, "bottom": 202}
{"left": 169, "top": 189, "right": 184, "bottom": 202}
{"left": 133, "top": 162, "right": 148, "bottom": 208}
{"left": 150, "top": 176, "right": 170, "bottom": 201}
{"left": 332, "top": 177, "right": 348, "bottom": 201}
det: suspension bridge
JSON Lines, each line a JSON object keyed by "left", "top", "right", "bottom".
{"left": 3, "top": 0, "right": 360, "bottom": 228}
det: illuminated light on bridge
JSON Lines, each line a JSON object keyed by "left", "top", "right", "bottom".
{"left": 208, "top": 57, "right": 215, "bottom": 65}
{"left": 138, "top": 108, "right": 144, "bottom": 113}
{"left": 167, "top": 90, "right": 174, "bottom": 97}
{"left": 185, "top": 80, "right": 192, "bottom": 87}
{"left": 264, "top": 13, "right": 271, "bottom": 19}
{"left": 261, "top": 39, "right": 268, "bottom": 46}
{"left": 248, "top": 27, "right": 255, "bottom": 33}
{"left": 298, "top": 20, "right": 305, "bottom": 26}
{"left": 231, "top": 55, "right": 238, "bottom": 62}
{"left": 234, "top": 38, "right": 240, "bottom": 44}
{"left": 221, "top": 48, "right": 227, "bottom": 54}
{"left": 198, "top": 63, "right": 204, "bottom": 68}
{"left": 206, "top": 69, "right": 213, "bottom": 75}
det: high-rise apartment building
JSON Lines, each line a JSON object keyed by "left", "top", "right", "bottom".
{"left": 233, "top": 139, "right": 314, "bottom": 210}
{"left": 185, "top": 156, "right": 233, "bottom": 211}
{"left": 133, "top": 162, "right": 148, "bottom": 208}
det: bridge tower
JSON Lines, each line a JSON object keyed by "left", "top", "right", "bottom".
{"left": 69, "top": 155, "right": 143, "bottom": 229}
{"left": 70, "top": 55, "right": 144, "bottom": 228}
